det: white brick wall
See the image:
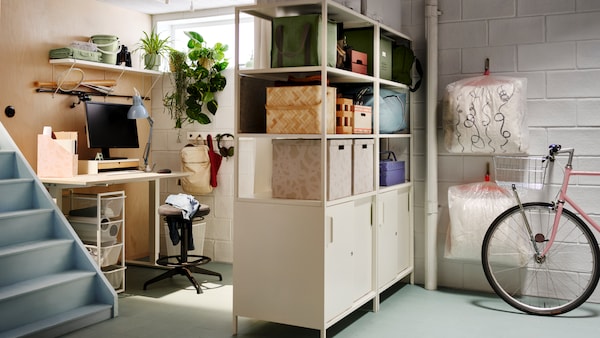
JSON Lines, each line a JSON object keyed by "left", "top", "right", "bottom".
{"left": 407, "top": 0, "right": 600, "bottom": 291}
{"left": 151, "top": 68, "right": 235, "bottom": 263}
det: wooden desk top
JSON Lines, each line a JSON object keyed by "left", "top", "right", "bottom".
{"left": 40, "top": 171, "right": 189, "bottom": 187}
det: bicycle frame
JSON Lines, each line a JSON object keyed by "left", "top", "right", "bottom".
{"left": 539, "top": 148, "right": 600, "bottom": 258}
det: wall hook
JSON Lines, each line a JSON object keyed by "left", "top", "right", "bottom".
{"left": 70, "top": 92, "right": 91, "bottom": 108}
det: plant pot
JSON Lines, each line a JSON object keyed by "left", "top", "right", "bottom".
{"left": 144, "top": 54, "right": 161, "bottom": 70}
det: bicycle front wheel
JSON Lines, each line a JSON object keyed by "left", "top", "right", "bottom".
{"left": 482, "top": 202, "right": 600, "bottom": 315}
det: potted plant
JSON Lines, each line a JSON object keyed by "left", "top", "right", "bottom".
{"left": 183, "top": 31, "right": 228, "bottom": 124}
{"left": 137, "top": 29, "right": 170, "bottom": 70}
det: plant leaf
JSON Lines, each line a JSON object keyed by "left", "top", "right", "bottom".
{"left": 207, "top": 100, "right": 218, "bottom": 115}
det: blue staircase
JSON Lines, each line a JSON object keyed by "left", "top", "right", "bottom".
{"left": 0, "top": 121, "right": 116, "bottom": 338}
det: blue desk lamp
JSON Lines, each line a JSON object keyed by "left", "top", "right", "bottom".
{"left": 128, "top": 88, "right": 154, "bottom": 172}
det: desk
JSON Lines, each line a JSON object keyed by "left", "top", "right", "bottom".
{"left": 41, "top": 171, "right": 189, "bottom": 266}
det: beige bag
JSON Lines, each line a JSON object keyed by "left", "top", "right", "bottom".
{"left": 180, "top": 144, "right": 212, "bottom": 195}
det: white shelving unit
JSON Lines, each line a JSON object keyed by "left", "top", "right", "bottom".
{"left": 232, "top": 1, "right": 414, "bottom": 337}
{"left": 67, "top": 191, "right": 126, "bottom": 293}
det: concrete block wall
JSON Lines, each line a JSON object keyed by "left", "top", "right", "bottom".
{"left": 151, "top": 69, "right": 235, "bottom": 263}
{"left": 403, "top": 0, "right": 600, "bottom": 293}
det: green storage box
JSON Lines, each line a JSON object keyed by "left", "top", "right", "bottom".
{"left": 271, "top": 14, "right": 337, "bottom": 68}
{"left": 343, "top": 28, "right": 393, "bottom": 80}
{"left": 49, "top": 47, "right": 102, "bottom": 62}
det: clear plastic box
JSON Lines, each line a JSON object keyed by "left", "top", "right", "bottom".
{"left": 87, "top": 243, "right": 123, "bottom": 267}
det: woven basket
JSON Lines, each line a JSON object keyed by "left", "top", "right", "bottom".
{"left": 266, "top": 86, "right": 336, "bottom": 134}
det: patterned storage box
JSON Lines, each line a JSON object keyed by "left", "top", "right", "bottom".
{"left": 266, "top": 86, "right": 336, "bottom": 134}
{"left": 272, "top": 139, "right": 321, "bottom": 200}
{"left": 353, "top": 139, "right": 374, "bottom": 194}
{"left": 328, "top": 139, "right": 352, "bottom": 200}
{"left": 353, "top": 105, "right": 372, "bottom": 134}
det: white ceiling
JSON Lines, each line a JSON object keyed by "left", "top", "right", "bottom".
{"left": 97, "top": 0, "right": 255, "bottom": 15}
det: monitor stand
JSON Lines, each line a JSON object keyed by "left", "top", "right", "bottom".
{"left": 80, "top": 158, "right": 140, "bottom": 174}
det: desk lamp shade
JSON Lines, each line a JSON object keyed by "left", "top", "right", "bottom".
{"left": 128, "top": 88, "right": 154, "bottom": 172}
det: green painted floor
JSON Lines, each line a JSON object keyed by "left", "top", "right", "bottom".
{"left": 62, "top": 263, "right": 600, "bottom": 338}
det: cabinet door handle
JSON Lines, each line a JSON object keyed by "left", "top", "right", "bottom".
{"left": 329, "top": 216, "right": 334, "bottom": 244}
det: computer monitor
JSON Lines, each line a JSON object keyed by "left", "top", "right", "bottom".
{"left": 84, "top": 101, "right": 139, "bottom": 160}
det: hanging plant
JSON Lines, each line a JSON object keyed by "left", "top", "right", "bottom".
{"left": 184, "top": 31, "right": 228, "bottom": 125}
{"left": 163, "top": 31, "right": 228, "bottom": 127}
{"left": 163, "top": 48, "right": 188, "bottom": 129}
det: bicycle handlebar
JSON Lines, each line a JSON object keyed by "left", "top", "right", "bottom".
{"left": 548, "top": 144, "right": 574, "bottom": 166}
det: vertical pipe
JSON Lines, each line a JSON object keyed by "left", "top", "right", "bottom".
{"left": 424, "top": 0, "right": 439, "bottom": 290}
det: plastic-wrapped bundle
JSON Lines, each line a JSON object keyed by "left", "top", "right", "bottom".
{"left": 444, "top": 182, "right": 514, "bottom": 261}
{"left": 443, "top": 75, "right": 528, "bottom": 153}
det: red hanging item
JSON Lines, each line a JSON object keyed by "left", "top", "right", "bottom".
{"left": 206, "top": 134, "right": 222, "bottom": 188}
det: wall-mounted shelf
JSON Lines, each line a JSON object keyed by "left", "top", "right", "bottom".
{"left": 49, "top": 59, "right": 162, "bottom": 76}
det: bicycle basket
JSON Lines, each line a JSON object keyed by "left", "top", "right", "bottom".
{"left": 493, "top": 155, "right": 548, "bottom": 190}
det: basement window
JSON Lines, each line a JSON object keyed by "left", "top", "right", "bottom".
{"left": 156, "top": 12, "right": 254, "bottom": 69}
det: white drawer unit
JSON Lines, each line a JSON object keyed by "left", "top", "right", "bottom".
{"left": 67, "top": 191, "right": 126, "bottom": 293}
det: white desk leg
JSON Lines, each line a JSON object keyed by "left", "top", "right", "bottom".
{"left": 46, "top": 184, "right": 63, "bottom": 210}
{"left": 149, "top": 179, "right": 160, "bottom": 265}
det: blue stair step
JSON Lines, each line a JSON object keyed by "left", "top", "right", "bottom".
{"left": 0, "top": 178, "right": 36, "bottom": 213}
{"left": 0, "top": 271, "right": 111, "bottom": 335}
{"left": 1, "top": 304, "right": 112, "bottom": 338}
{"left": 0, "top": 209, "right": 55, "bottom": 247}
{"left": 0, "top": 121, "right": 116, "bottom": 336}
{"left": 0, "top": 239, "right": 76, "bottom": 287}
{"left": 0, "top": 150, "right": 17, "bottom": 179}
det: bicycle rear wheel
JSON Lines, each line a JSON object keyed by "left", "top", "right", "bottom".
{"left": 482, "top": 202, "right": 600, "bottom": 315}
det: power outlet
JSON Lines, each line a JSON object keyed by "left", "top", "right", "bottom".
{"left": 187, "top": 131, "right": 202, "bottom": 141}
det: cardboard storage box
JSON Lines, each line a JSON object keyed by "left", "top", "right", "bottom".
{"left": 353, "top": 139, "right": 374, "bottom": 194}
{"left": 344, "top": 28, "right": 393, "bottom": 80}
{"left": 37, "top": 133, "right": 78, "bottom": 178}
{"left": 353, "top": 105, "right": 372, "bottom": 134}
{"left": 328, "top": 139, "right": 352, "bottom": 200}
{"left": 271, "top": 14, "right": 337, "bottom": 68}
{"left": 272, "top": 139, "right": 321, "bottom": 200}
{"left": 266, "top": 86, "right": 336, "bottom": 134}
{"left": 348, "top": 49, "right": 368, "bottom": 75}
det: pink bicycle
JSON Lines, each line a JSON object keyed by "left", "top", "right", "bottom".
{"left": 482, "top": 144, "right": 600, "bottom": 315}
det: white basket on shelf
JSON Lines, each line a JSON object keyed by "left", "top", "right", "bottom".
{"left": 494, "top": 155, "right": 548, "bottom": 190}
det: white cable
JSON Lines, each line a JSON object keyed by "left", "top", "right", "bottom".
{"left": 56, "top": 67, "right": 84, "bottom": 92}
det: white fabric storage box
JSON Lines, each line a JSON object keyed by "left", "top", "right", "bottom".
{"left": 160, "top": 221, "right": 206, "bottom": 257}
{"left": 272, "top": 139, "right": 321, "bottom": 200}
{"left": 352, "top": 139, "right": 374, "bottom": 194}
{"left": 328, "top": 139, "right": 352, "bottom": 200}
